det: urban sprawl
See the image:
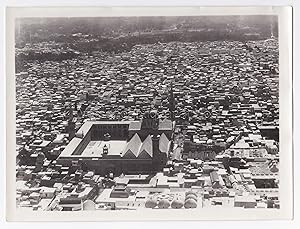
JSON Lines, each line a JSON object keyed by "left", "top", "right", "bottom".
{"left": 16, "top": 30, "right": 279, "bottom": 211}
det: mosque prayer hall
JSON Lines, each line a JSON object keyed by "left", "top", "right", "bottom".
{"left": 57, "top": 111, "right": 174, "bottom": 175}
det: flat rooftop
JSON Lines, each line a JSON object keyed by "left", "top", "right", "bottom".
{"left": 77, "top": 120, "right": 131, "bottom": 136}
{"left": 80, "top": 140, "right": 127, "bottom": 157}
{"left": 95, "top": 188, "right": 136, "bottom": 203}
{"left": 61, "top": 140, "right": 127, "bottom": 158}
{"left": 59, "top": 120, "right": 131, "bottom": 158}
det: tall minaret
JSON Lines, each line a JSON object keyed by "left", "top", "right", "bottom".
{"left": 168, "top": 81, "right": 175, "bottom": 121}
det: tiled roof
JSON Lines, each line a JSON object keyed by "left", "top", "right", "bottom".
{"left": 122, "top": 133, "right": 170, "bottom": 158}
{"left": 123, "top": 133, "right": 142, "bottom": 158}
{"left": 138, "top": 135, "right": 153, "bottom": 158}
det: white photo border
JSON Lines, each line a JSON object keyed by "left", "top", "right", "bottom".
{"left": 6, "top": 6, "right": 293, "bottom": 221}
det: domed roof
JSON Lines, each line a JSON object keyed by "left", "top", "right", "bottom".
{"left": 83, "top": 200, "right": 96, "bottom": 210}
{"left": 75, "top": 132, "right": 84, "bottom": 138}
{"left": 158, "top": 199, "right": 170, "bottom": 209}
{"left": 270, "top": 165, "right": 279, "bottom": 173}
{"left": 184, "top": 198, "right": 197, "bottom": 209}
{"left": 171, "top": 199, "right": 184, "bottom": 209}
{"left": 185, "top": 194, "right": 197, "bottom": 202}
{"left": 185, "top": 190, "right": 197, "bottom": 197}
{"left": 145, "top": 198, "right": 157, "bottom": 208}
{"left": 189, "top": 169, "right": 199, "bottom": 174}
{"left": 37, "top": 152, "right": 45, "bottom": 160}
{"left": 143, "top": 111, "right": 150, "bottom": 118}
{"left": 185, "top": 190, "right": 196, "bottom": 195}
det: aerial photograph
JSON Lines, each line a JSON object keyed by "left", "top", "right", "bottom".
{"left": 14, "top": 15, "right": 280, "bottom": 211}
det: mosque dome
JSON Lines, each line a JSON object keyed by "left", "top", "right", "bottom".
{"left": 185, "top": 190, "right": 196, "bottom": 197}
{"left": 171, "top": 199, "right": 184, "bottom": 209}
{"left": 185, "top": 194, "right": 198, "bottom": 202}
{"left": 83, "top": 200, "right": 96, "bottom": 210}
{"left": 143, "top": 111, "right": 150, "bottom": 119}
{"left": 145, "top": 198, "right": 157, "bottom": 208}
{"left": 36, "top": 152, "right": 45, "bottom": 161}
{"left": 158, "top": 199, "right": 170, "bottom": 209}
{"left": 184, "top": 198, "right": 197, "bottom": 209}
